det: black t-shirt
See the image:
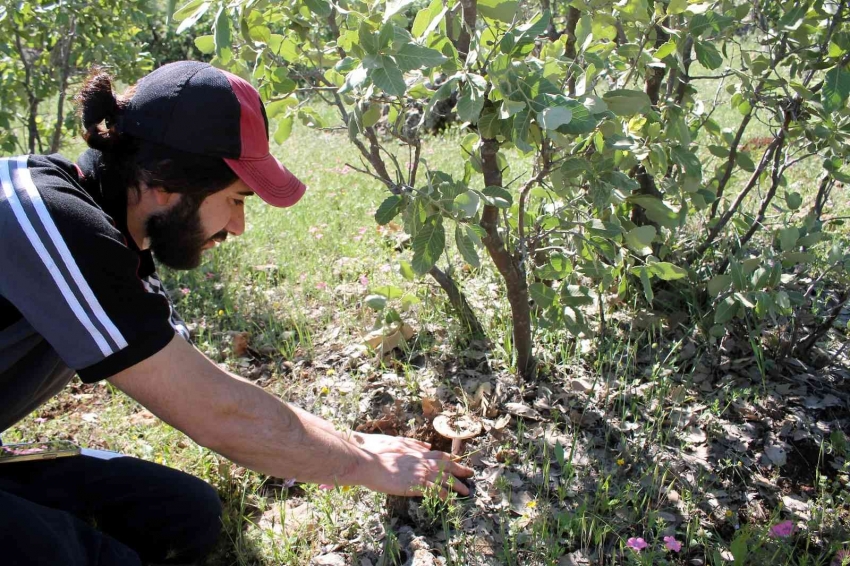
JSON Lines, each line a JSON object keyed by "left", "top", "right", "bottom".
{"left": 0, "top": 151, "right": 190, "bottom": 432}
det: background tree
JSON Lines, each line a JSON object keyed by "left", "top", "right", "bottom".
{"left": 0, "top": 0, "right": 190, "bottom": 154}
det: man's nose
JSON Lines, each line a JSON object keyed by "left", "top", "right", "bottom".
{"left": 226, "top": 204, "right": 245, "bottom": 236}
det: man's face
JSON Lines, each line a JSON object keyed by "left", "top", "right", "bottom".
{"left": 146, "top": 179, "right": 252, "bottom": 270}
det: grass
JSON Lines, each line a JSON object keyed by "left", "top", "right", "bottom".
{"left": 4, "top": 46, "right": 850, "bottom": 565}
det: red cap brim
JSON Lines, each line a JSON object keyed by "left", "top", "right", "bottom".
{"left": 225, "top": 154, "right": 306, "bottom": 208}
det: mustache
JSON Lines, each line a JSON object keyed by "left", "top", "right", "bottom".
{"left": 210, "top": 230, "right": 228, "bottom": 243}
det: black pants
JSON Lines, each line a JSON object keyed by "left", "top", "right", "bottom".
{"left": 0, "top": 454, "right": 222, "bottom": 565}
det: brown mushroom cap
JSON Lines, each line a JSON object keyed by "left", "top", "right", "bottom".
{"left": 433, "top": 414, "right": 482, "bottom": 440}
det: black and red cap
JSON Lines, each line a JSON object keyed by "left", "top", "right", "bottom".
{"left": 117, "top": 61, "right": 305, "bottom": 208}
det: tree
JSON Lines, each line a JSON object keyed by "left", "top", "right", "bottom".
{"left": 0, "top": 0, "right": 176, "bottom": 154}
{"left": 176, "top": 0, "right": 850, "bottom": 379}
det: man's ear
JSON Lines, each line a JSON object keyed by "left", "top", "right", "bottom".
{"left": 150, "top": 186, "right": 181, "bottom": 208}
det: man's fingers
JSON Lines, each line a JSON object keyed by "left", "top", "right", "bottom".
{"left": 425, "top": 453, "right": 474, "bottom": 479}
{"left": 425, "top": 481, "right": 450, "bottom": 501}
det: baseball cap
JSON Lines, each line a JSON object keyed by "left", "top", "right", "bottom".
{"left": 117, "top": 61, "right": 305, "bottom": 207}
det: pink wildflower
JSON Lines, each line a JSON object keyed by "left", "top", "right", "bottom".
{"left": 832, "top": 549, "right": 850, "bottom": 566}
{"left": 769, "top": 520, "right": 795, "bottom": 538}
{"left": 318, "top": 484, "right": 333, "bottom": 490}
{"left": 359, "top": 275, "right": 369, "bottom": 286}
{"left": 626, "top": 537, "right": 647, "bottom": 551}
{"left": 664, "top": 536, "right": 682, "bottom": 552}
{"left": 180, "top": 288, "right": 190, "bottom": 296}
{"left": 315, "top": 282, "right": 328, "bottom": 290}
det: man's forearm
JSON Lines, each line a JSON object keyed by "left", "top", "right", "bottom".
{"left": 110, "top": 337, "right": 377, "bottom": 487}
{"left": 205, "top": 378, "right": 374, "bottom": 485}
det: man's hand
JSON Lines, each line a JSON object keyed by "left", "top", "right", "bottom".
{"left": 358, "top": 450, "right": 474, "bottom": 499}
{"left": 349, "top": 432, "right": 431, "bottom": 455}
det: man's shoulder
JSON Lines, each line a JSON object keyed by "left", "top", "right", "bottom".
{"left": 0, "top": 154, "right": 117, "bottom": 239}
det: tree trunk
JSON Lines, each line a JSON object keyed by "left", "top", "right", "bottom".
{"left": 428, "top": 266, "right": 486, "bottom": 339}
{"left": 50, "top": 21, "right": 76, "bottom": 154}
{"left": 13, "top": 30, "right": 41, "bottom": 154}
{"left": 480, "top": 138, "right": 536, "bottom": 380}
{"left": 564, "top": 6, "right": 581, "bottom": 95}
{"left": 456, "top": 0, "right": 477, "bottom": 59}
{"left": 541, "top": 0, "right": 559, "bottom": 41}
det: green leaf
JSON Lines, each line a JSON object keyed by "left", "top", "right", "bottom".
{"left": 556, "top": 100, "right": 600, "bottom": 134}
{"left": 668, "top": 0, "right": 687, "bottom": 14}
{"left": 303, "top": 0, "right": 332, "bottom": 18}
{"left": 175, "top": 0, "right": 210, "bottom": 34}
{"left": 412, "top": 0, "right": 448, "bottom": 39}
{"left": 785, "top": 191, "right": 803, "bottom": 211}
{"left": 638, "top": 267, "right": 654, "bottom": 304}
{"left": 399, "top": 260, "right": 415, "bottom": 281}
{"left": 655, "top": 40, "right": 677, "bottom": 59}
{"left": 365, "top": 294, "right": 388, "bottom": 310}
{"left": 628, "top": 195, "right": 680, "bottom": 228}
{"left": 821, "top": 66, "right": 850, "bottom": 113}
{"left": 694, "top": 41, "right": 723, "bottom": 70}
{"left": 535, "top": 253, "right": 572, "bottom": 280}
{"left": 779, "top": 227, "right": 799, "bottom": 252}
{"left": 194, "top": 35, "right": 215, "bottom": 54}
{"left": 214, "top": 6, "right": 231, "bottom": 61}
{"left": 371, "top": 61, "right": 406, "bottom": 97}
{"left": 730, "top": 532, "right": 749, "bottom": 566}
{"left": 362, "top": 104, "right": 381, "bottom": 128}
{"left": 707, "top": 274, "right": 732, "bottom": 297}
{"left": 670, "top": 146, "right": 702, "bottom": 178}
{"left": 457, "top": 77, "right": 486, "bottom": 123}
{"left": 561, "top": 284, "right": 594, "bottom": 307}
{"left": 453, "top": 190, "right": 480, "bottom": 218}
{"left": 715, "top": 296, "right": 738, "bottom": 324}
{"left": 624, "top": 225, "right": 656, "bottom": 256}
{"left": 266, "top": 98, "right": 298, "bottom": 119}
{"left": 482, "top": 186, "right": 513, "bottom": 208}
{"left": 530, "top": 283, "right": 557, "bottom": 308}
{"left": 412, "top": 218, "right": 446, "bottom": 274}
{"left": 648, "top": 262, "right": 688, "bottom": 281}
{"left": 538, "top": 106, "right": 573, "bottom": 130}
{"left": 501, "top": 11, "right": 550, "bottom": 55}
{"left": 384, "top": 0, "right": 416, "bottom": 21}
{"left": 371, "top": 285, "right": 405, "bottom": 299}
{"left": 273, "top": 115, "right": 294, "bottom": 144}
{"left": 401, "top": 294, "right": 420, "bottom": 309}
{"left": 173, "top": 0, "right": 206, "bottom": 21}
{"left": 375, "top": 195, "right": 404, "bottom": 225}
{"left": 455, "top": 225, "right": 480, "bottom": 268}
{"left": 395, "top": 44, "right": 448, "bottom": 71}
{"left": 477, "top": 0, "right": 518, "bottom": 23}
{"left": 602, "top": 89, "right": 652, "bottom": 116}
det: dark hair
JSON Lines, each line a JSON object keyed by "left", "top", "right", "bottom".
{"left": 74, "top": 69, "right": 238, "bottom": 203}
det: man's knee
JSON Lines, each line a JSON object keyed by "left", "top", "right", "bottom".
{"left": 161, "top": 473, "right": 223, "bottom": 562}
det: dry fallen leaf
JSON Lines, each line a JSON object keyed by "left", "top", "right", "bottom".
{"left": 230, "top": 331, "right": 250, "bottom": 358}
{"left": 421, "top": 397, "right": 441, "bottom": 419}
{"left": 130, "top": 409, "right": 157, "bottom": 427}
{"left": 764, "top": 444, "right": 788, "bottom": 466}
{"left": 505, "top": 402, "right": 543, "bottom": 421}
{"left": 493, "top": 413, "right": 511, "bottom": 430}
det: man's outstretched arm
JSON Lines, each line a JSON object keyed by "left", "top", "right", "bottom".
{"left": 108, "top": 335, "right": 472, "bottom": 497}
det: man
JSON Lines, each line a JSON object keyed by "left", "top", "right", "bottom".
{"left": 0, "top": 61, "right": 472, "bottom": 565}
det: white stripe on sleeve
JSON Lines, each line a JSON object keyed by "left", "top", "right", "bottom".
{"left": 0, "top": 158, "right": 114, "bottom": 357}
{"left": 14, "top": 156, "right": 128, "bottom": 349}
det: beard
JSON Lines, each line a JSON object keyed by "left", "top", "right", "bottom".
{"left": 146, "top": 195, "right": 227, "bottom": 270}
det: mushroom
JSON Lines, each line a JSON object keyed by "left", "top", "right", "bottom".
{"left": 433, "top": 414, "right": 482, "bottom": 458}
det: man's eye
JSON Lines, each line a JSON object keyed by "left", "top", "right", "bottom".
{"left": 233, "top": 199, "right": 245, "bottom": 206}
